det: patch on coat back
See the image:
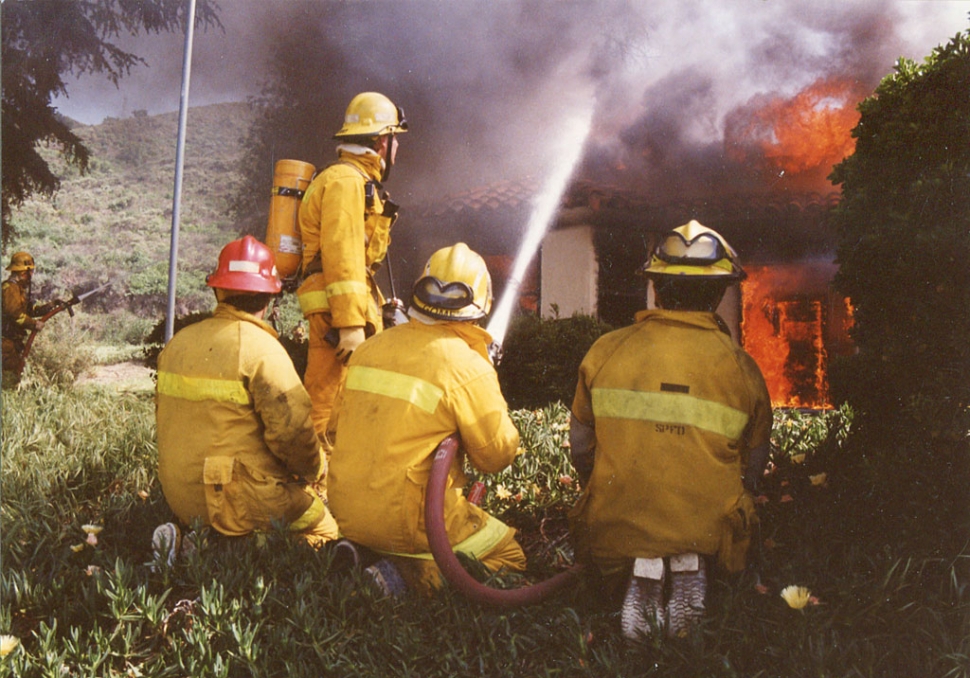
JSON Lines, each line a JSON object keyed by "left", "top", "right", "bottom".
{"left": 660, "top": 382, "right": 690, "bottom": 394}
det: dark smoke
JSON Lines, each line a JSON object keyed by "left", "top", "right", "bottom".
{"left": 58, "top": 1, "right": 963, "bottom": 207}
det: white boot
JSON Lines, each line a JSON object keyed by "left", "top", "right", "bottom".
{"left": 621, "top": 557, "right": 665, "bottom": 640}
{"left": 667, "top": 553, "right": 707, "bottom": 638}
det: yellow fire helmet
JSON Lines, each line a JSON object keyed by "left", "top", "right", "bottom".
{"left": 6, "top": 251, "right": 35, "bottom": 272}
{"left": 411, "top": 242, "right": 493, "bottom": 321}
{"left": 334, "top": 92, "right": 409, "bottom": 139}
{"left": 640, "top": 220, "right": 746, "bottom": 280}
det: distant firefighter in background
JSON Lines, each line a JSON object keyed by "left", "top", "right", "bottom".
{"left": 153, "top": 236, "right": 338, "bottom": 566}
{"left": 568, "top": 221, "right": 772, "bottom": 640}
{"left": 2, "top": 251, "right": 54, "bottom": 386}
{"left": 297, "top": 91, "right": 409, "bottom": 436}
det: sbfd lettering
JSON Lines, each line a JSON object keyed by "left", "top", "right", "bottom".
{"left": 656, "top": 423, "right": 686, "bottom": 435}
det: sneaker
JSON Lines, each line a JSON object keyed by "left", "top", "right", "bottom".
{"left": 667, "top": 553, "right": 707, "bottom": 638}
{"left": 364, "top": 559, "right": 408, "bottom": 598}
{"left": 152, "top": 523, "right": 181, "bottom": 568}
{"left": 621, "top": 557, "right": 665, "bottom": 640}
{"left": 331, "top": 539, "right": 362, "bottom": 572}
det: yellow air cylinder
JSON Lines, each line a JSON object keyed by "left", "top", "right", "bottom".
{"left": 265, "top": 159, "right": 315, "bottom": 279}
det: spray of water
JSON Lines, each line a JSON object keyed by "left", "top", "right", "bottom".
{"left": 487, "top": 105, "right": 594, "bottom": 345}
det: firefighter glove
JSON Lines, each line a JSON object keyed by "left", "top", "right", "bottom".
{"left": 335, "top": 327, "right": 366, "bottom": 363}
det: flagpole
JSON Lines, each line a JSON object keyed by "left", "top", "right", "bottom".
{"left": 164, "top": 0, "right": 197, "bottom": 342}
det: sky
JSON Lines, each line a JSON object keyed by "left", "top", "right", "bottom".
{"left": 53, "top": 1, "right": 970, "bottom": 124}
{"left": 49, "top": 0, "right": 970, "bottom": 203}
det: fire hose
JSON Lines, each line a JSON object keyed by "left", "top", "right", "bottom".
{"left": 424, "top": 434, "right": 584, "bottom": 608}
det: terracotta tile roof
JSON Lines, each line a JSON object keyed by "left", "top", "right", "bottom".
{"left": 417, "top": 178, "right": 839, "bottom": 220}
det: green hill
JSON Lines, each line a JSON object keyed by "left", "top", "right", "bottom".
{"left": 5, "top": 102, "right": 257, "bottom": 337}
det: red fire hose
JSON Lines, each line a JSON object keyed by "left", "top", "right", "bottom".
{"left": 424, "top": 434, "right": 584, "bottom": 608}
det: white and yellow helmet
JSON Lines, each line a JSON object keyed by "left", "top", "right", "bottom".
{"left": 411, "top": 243, "right": 492, "bottom": 321}
{"left": 641, "top": 220, "right": 745, "bottom": 280}
{"left": 334, "top": 92, "right": 408, "bottom": 139}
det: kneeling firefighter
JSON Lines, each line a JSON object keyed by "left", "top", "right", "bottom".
{"left": 295, "top": 91, "right": 409, "bottom": 436}
{"left": 326, "top": 243, "right": 526, "bottom": 596}
{"left": 155, "top": 236, "right": 338, "bottom": 557}
{"left": 568, "top": 220, "right": 772, "bottom": 639}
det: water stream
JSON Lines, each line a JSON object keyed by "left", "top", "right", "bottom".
{"left": 486, "top": 106, "right": 594, "bottom": 346}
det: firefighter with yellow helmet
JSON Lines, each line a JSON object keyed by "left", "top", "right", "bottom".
{"left": 153, "top": 236, "right": 338, "bottom": 563}
{"left": 568, "top": 220, "right": 772, "bottom": 640}
{"left": 297, "top": 91, "right": 409, "bottom": 436}
{"left": 326, "top": 243, "right": 526, "bottom": 596}
{"left": 2, "top": 251, "right": 55, "bottom": 386}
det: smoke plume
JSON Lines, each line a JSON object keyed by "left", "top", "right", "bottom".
{"left": 57, "top": 0, "right": 966, "bottom": 204}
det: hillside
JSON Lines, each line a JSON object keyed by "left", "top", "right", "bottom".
{"left": 5, "top": 102, "right": 258, "bottom": 340}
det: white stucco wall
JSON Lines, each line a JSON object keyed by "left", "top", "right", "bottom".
{"left": 540, "top": 225, "right": 598, "bottom": 318}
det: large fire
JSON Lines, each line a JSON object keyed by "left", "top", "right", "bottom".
{"left": 725, "top": 76, "right": 865, "bottom": 180}
{"left": 741, "top": 264, "right": 854, "bottom": 409}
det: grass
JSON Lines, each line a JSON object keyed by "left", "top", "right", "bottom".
{"left": 2, "top": 385, "right": 967, "bottom": 677}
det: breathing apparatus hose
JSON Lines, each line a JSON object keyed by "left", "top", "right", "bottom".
{"left": 425, "top": 434, "right": 585, "bottom": 608}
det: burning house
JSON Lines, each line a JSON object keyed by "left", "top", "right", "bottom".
{"left": 407, "top": 182, "right": 853, "bottom": 410}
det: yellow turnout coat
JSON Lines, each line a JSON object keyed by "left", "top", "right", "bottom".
{"left": 327, "top": 319, "right": 520, "bottom": 560}
{"left": 156, "top": 304, "right": 332, "bottom": 537}
{"left": 296, "top": 149, "right": 395, "bottom": 331}
{"left": 569, "top": 309, "right": 772, "bottom": 572}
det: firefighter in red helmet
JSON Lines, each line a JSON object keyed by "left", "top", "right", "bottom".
{"left": 568, "top": 221, "right": 772, "bottom": 640}
{"left": 297, "top": 91, "right": 409, "bottom": 436}
{"left": 153, "top": 236, "right": 338, "bottom": 564}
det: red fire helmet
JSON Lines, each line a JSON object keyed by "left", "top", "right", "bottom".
{"left": 206, "top": 235, "right": 282, "bottom": 294}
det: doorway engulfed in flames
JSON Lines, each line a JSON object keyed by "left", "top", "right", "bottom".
{"left": 740, "top": 263, "right": 854, "bottom": 409}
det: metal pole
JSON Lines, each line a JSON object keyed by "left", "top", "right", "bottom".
{"left": 164, "top": 0, "right": 197, "bottom": 342}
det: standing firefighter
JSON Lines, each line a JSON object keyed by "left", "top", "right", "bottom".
{"left": 298, "top": 91, "right": 408, "bottom": 436}
{"left": 327, "top": 243, "right": 526, "bottom": 597}
{"left": 2, "top": 251, "right": 53, "bottom": 386}
{"left": 153, "top": 236, "right": 338, "bottom": 564}
{"left": 568, "top": 221, "right": 772, "bottom": 640}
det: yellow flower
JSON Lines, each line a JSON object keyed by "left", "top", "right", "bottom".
{"left": 495, "top": 485, "right": 512, "bottom": 500}
{"left": 780, "top": 585, "right": 812, "bottom": 610}
{"left": 0, "top": 635, "right": 20, "bottom": 657}
{"left": 81, "top": 524, "right": 103, "bottom": 535}
{"left": 70, "top": 543, "right": 86, "bottom": 553}
{"left": 514, "top": 447, "right": 526, "bottom": 457}
{"left": 790, "top": 454, "right": 806, "bottom": 464}
{"left": 809, "top": 472, "right": 828, "bottom": 486}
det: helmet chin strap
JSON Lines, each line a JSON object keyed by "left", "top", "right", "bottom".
{"left": 381, "top": 134, "right": 394, "bottom": 182}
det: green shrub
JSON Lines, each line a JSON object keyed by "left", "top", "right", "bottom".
{"left": 497, "top": 311, "right": 612, "bottom": 410}
{"left": 829, "top": 27, "right": 970, "bottom": 444}
{"left": 16, "top": 321, "right": 97, "bottom": 389}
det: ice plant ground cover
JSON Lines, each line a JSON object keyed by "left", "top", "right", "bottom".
{"left": 1, "top": 387, "right": 967, "bottom": 677}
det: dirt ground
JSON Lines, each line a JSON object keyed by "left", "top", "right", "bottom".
{"left": 75, "top": 361, "right": 154, "bottom": 391}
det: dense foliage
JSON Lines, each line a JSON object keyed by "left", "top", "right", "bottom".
{"left": 0, "top": 0, "right": 221, "bottom": 241}
{"left": 829, "top": 26, "right": 970, "bottom": 442}
{"left": 496, "top": 312, "right": 612, "bottom": 410}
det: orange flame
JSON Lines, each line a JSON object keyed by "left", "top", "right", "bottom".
{"left": 741, "top": 264, "right": 854, "bottom": 409}
{"left": 726, "top": 77, "right": 865, "bottom": 177}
